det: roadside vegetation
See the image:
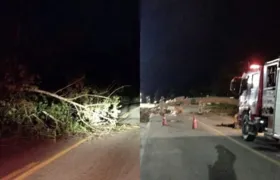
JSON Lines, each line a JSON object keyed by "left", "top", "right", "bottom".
{"left": 206, "top": 103, "right": 238, "bottom": 116}
{"left": 0, "top": 62, "right": 134, "bottom": 140}
{"left": 140, "top": 108, "right": 151, "bottom": 123}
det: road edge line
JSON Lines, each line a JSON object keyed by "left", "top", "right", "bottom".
{"left": 1, "top": 162, "right": 39, "bottom": 180}
{"left": 14, "top": 137, "right": 90, "bottom": 180}
{"left": 197, "top": 119, "right": 280, "bottom": 167}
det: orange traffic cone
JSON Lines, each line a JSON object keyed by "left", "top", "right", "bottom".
{"left": 162, "top": 115, "right": 168, "bottom": 126}
{"left": 192, "top": 115, "right": 198, "bottom": 129}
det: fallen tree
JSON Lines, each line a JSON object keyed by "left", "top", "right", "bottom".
{"left": 0, "top": 61, "right": 137, "bottom": 139}
{"left": 25, "top": 87, "right": 119, "bottom": 128}
{"left": 0, "top": 77, "right": 132, "bottom": 139}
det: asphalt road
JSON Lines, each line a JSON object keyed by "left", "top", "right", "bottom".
{"left": 120, "top": 103, "right": 139, "bottom": 116}
{"left": 141, "top": 113, "right": 280, "bottom": 180}
{"left": 4, "top": 105, "right": 280, "bottom": 180}
{"left": 120, "top": 106, "right": 139, "bottom": 125}
{"left": 0, "top": 106, "right": 140, "bottom": 180}
{"left": 23, "top": 129, "right": 139, "bottom": 180}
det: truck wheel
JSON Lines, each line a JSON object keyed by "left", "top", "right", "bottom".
{"left": 241, "top": 114, "right": 257, "bottom": 141}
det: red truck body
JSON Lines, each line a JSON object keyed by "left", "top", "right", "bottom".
{"left": 230, "top": 58, "right": 280, "bottom": 141}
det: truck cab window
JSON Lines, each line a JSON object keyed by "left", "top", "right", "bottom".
{"left": 267, "top": 65, "right": 277, "bottom": 87}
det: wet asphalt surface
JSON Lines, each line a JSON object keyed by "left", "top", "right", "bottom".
{"left": 140, "top": 113, "right": 280, "bottom": 180}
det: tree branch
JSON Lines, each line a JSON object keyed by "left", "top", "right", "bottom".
{"left": 24, "top": 88, "right": 114, "bottom": 122}
{"left": 108, "top": 85, "right": 130, "bottom": 97}
{"left": 54, "top": 75, "right": 85, "bottom": 94}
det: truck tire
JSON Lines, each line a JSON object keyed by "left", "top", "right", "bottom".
{"left": 241, "top": 114, "right": 257, "bottom": 141}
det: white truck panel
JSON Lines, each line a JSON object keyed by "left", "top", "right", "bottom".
{"left": 273, "top": 69, "right": 280, "bottom": 135}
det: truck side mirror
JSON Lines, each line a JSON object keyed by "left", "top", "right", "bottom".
{"left": 230, "top": 77, "right": 241, "bottom": 96}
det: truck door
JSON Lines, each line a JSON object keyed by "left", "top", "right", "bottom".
{"left": 248, "top": 73, "right": 260, "bottom": 115}
{"left": 263, "top": 62, "right": 278, "bottom": 130}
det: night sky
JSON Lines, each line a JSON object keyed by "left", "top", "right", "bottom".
{"left": 0, "top": 0, "right": 139, "bottom": 96}
{"left": 2, "top": 1, "right": 280, "bottom": 99}
{"left": 141, "top": 1, "right": 280, "bottom": 97}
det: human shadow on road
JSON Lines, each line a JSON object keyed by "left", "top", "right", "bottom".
{"left": 208, "top": 145, "right": 237, "bottom": 180}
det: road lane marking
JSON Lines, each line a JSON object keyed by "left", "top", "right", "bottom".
{"left": 14, "top": 137, "right": 90, "bottom": 180}
{"left": 2, "top": 162, "right": 39, "bottom": 180}
{"left": 197, "top": 119, "right": 280, "bottom": 167}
